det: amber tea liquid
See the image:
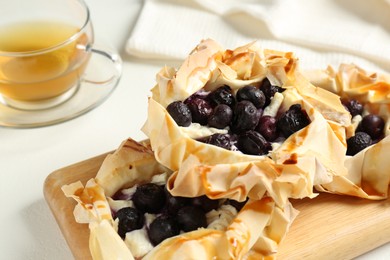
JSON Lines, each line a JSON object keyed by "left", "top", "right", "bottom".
{"left": 0, "top": 21, "right": 91, "bottom": 102}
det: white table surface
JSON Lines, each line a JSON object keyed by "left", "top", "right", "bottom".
{"left": 0, "top": 0, "right": 389, "bottom": 259}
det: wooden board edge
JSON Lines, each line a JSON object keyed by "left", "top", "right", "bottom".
{"left": 43, "top": 153, "right": 110, "bottom": 260}
{"left": 277, "top": 194, "right": 390, "bottom": 259}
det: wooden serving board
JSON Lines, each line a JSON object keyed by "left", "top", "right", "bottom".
{"left": 44, "top": 152, "right": 390, "bottom": 260}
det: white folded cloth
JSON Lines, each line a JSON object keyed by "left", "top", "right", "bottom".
{"left": 126, "top": 0, "right": 390, "bottom": 72}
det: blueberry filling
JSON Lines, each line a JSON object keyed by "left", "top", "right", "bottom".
{"left": 236, "top": 85, "right": 266, "bottom": 109}
{"left": 342, "top": 99, "right": 363, "bottom": 117}
{"left": 260, "top": 78, "right": 285, "bottom": 107}
{"left": 256, "top": 115, "right": 279, "bottom": 142}
{"left": 206, "top": 85, "right": 235, "bottom": 107}
{"left": 166, "top": 78, "right": 311, "bottom": 155}
{"left": 185, "top": 97, "right": 213, "bottom": 125}
{"left": 116, "top": 207, "right": 145, "bottom": 238}
{"left": 232, "top": 100, "right": 261, "bottom": 133}
{"left": 208, "top": 104, "right": 233, "bottom": 129}
{"left": 347, "top": 132, "right": 372, "bottom": 156}
{"left": 166, "top": 101, "right": 192, "bottom": 127}
{"left": 176, "top": 205, "right": 207, "bottom": 232}
{"left": 360, "top": 114, "right": 385, "bottom": 140}
{"left": 112, "top": 183, "right": 243, "bottom": 246}
{"left": 276, "top": 104, "right": 310, "bottom": 138}
{"left": 237, "top": 130, "right": 272, "bottom": 156}
{"left": 147, "top": 215, "right": 180, "bottom": 246}
{"left": 344, "top": 99, "right": 385, "bottom": 156}
{"left": 200, "top": 133, "right": 237, "bottom": 151}
{"left": 192, "top": 195, "right": 220, "bottom": 212}
{"left": 132, "top": 183, "right": 166, "bottom": 214}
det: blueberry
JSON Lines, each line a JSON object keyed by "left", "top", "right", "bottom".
{"left": 277, "top": 104, "right": 310, "bottom": 138}
{"left": 236, "top": 85, "right": 266, "bottom": 109}
{"left": 208, "top": 104, "right": 233, "bottom": 129}
{"left": 360, "top": 114, "right": 385, "bottom": 139}
{"left": 115, "top": 207, "right": 144, "bottom": 238}
{"left": 166, "top": 101, "right": 192, "bottom": 127}
{"left": 201, "top": 133, "right": 236, "bottom": 150}
{"left": 342, "top": 99, "right": 363, "bottom": 117}
{"left": 132, "top": 183, "right": 166, "bottom": 214}
{"left": 148, "top": 215, "right": 180, "bottom": 246}
{"left": 176, "top": 206, "right": 207, "bottom": 232}
{"left": 225, "top": 198, "right": 247, "bottom": 212}
{"left": 237, "top": 130, "right": 272, "bottom": 155}
{"left": 346, "top": 132, "right": 372, "bottom": 156}
{"left": 196, "top": 135, "right": 211, "bottom": 144}
{"left": 165, "top": 192, "right": 191, "bottom": 215}
{"left": 232, "top": 101, "right": 261, "bottom": 133}
{"left": 208, "top": 85, "right": 235, "bottom": 107}
{"left": 260, "top": 78, "right": 284, "bottom": 106}
{"left": 185, "top": 90, "right": 210, "bottom": 101}
{"left": 256, "top": 115, "right": 278, "bottom": 141}
{"left": 185, "top": 97, "right": 213, "bottom": 125}
{"left": 192, "top": 195, "right": 219, "bottom": 212}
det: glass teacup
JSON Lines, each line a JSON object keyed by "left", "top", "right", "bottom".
{"left": 0, "top": 0, "right": 121, "bottom": 121}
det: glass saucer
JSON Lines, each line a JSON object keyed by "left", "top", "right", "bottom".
{"left": 0, "top": 46, "right": 122, "bottom": 128}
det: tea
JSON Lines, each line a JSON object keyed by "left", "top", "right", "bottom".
{"left": 0, "top": 21, "right": 91, "bottom": 102}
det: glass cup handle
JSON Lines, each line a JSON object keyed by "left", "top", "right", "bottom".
{"left": 82, "top": 46, "right": 122, "bottom": 85}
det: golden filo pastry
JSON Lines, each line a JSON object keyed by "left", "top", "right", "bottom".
{"left": 60, "top": 40, "right": 390, "bottom": 260}
{"left": 304, "top": 64, "right": 390, "bottom": 199}
{"left": 62, "top": 138, "right": 298, "bottom": 259}
{"left": 142, "top": 39, "right": 351, "bottom": 204}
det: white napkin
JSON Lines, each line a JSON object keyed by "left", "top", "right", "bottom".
{"left": 126, "top": 0, "right": 390, "bottom": 72}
